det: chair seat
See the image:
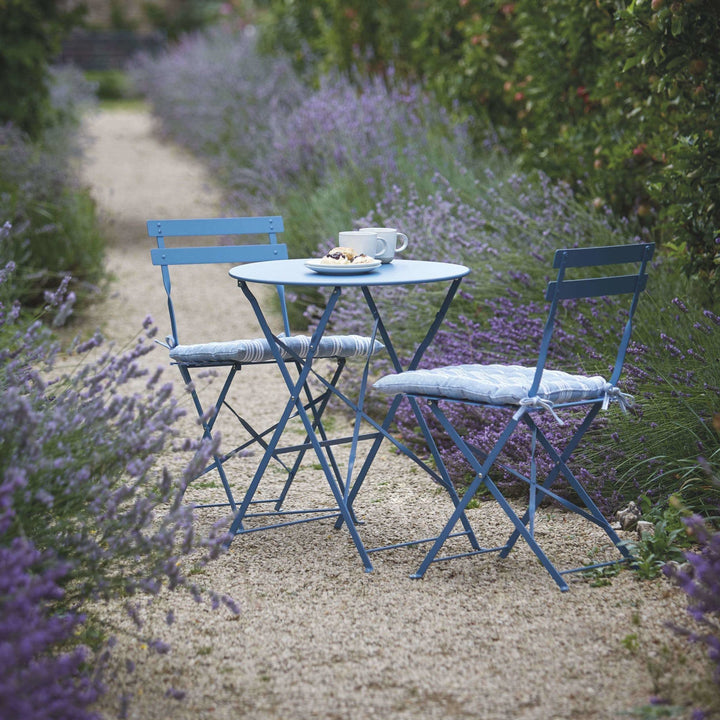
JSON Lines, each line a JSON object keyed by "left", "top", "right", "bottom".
{"left": 374, "top": 363, "right": 608, "bottom": 406}
{"left": 170, "top": 334, "right": 385, "bottom": 365}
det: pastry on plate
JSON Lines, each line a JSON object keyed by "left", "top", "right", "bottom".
{"left": 320, "top": 246, "right": 374, "bottom": 265}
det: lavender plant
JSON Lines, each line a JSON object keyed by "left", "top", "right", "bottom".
{"left": 664, "top": 461, "right": 720, "bottom": 691}
{"left": 130, "top": 25, "right": 307, "bottom": 201}
{"left": 0, "top": 538, "right": 101, "bottom": 720}
{"left": 130, "top": 26, "right": 476, "bottom": 231}
{"left": 0, "top": 259, "right": 235, "bottom": 715}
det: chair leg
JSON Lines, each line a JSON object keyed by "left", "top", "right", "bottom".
{"left": 335, "top": 392, "right": 403, "bottom": 530}
{"left": 266, "top": 358, "right": 347, "bottom": 514}
{"left": 409, "top": 397, "right": 481, "bottom": 551}
{"left": 413, "top": 403, "right": 570, "bottom": 591}
{"left": 515, "top": 411, "right": 632, "bottom": 561}
{"left": 179, "top": 364, "right": 237, "bottom": 512}
{"left": 498, "top": 405, "right": 632, "bottom": 566}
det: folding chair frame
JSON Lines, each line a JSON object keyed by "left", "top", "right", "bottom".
{"left": 149, "top": 216, "right": 348, "bottom": 520}
{"left": 395, "top": 242, "right": 655, "bottom": 590}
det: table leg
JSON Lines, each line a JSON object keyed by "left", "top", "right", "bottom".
{"left": 342, "top": 279, "right": 465, "bottom": 507}
{"left": 226, "top": 281, "right": 373, "bottom": 571}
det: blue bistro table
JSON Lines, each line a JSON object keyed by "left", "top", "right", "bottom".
{"left": 227, "top": 258, "right": 470, "bottom": 570}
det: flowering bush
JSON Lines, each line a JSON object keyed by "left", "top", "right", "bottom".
{"left": 665, "top": 507, "right": 720, "bottom": 687}
{"left": 131, "top": 26, "right": 472, "bottom": 234}
{"left": 0, "top": 257, "right": 235, "bottom": 715}
{"left": 0, "top": 539, "right": 101, "bottom": 720}
{"left": 130, "top": 25, "right": 307, "bottom": 202}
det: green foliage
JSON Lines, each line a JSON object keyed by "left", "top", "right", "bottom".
{"left": 0, "top": 0, "right": 85, "bottom": 139}
{"left": 85, "top": 70, "right": 140, "bottom": 101}
{"left": 583, "top": 562, "right": 622, "bottom": 587}
{"left": 258, "top": 0, "right": 720, "bottom": 297}
{"left": 142, "top": 0, "right": 225, "bottom": 41}
{"left": 592, "top": 280, "right": 720, "bottom": 511}
{"left": 0, "top": 70, "right": 105, "bottom": 308}
{"left": 616, "top": 0, "right": 720, "bottom": 295}
{"left": 625, "top": 495, "right": 694, "bottom": 580}
{"left": 257, "top": 0, "right": 419, "bottom": 81}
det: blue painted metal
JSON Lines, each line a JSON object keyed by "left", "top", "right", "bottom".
{"left": 226, "top": 258, "right": 474, "bottom": 571}
{"left": 225, "top": 281, "right": 378, "bottom": 570}
{"left": 150, "top": 243, "right": 287, "bottom": 266}
{"left": 387, "top": 242, "right": 654, "bottom": 590}
{"left": 229, "top": 258, "right": 470, "bottom": 288}
{"left": 149, "top": 216, "right": 284, "bottom": 237}
{"left": 332, "top": 278, "right": 481, "bottom": 553}
{"left": 148, "top": 215, "right": 339, "bottom": 515}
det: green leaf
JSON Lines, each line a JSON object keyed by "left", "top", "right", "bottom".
{"left": 623, "top": 54, "right": 643, "bottom": 72}
{"left": 671, "top": 13, "right": 683, "bottom": 37}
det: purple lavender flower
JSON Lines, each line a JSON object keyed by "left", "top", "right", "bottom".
{"left": 1, "top": 276, "right": 235, "bottom": 715}
{"left": 0, "top": 538, "right": 101, "bottom": 720}
{"left": 664, "top": 513, "right": 720, "bottom": 686}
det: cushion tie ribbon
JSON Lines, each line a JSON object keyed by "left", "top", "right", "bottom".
{"left": 519, "top": 396, "right": 564, "bottom": 425}
{"left": 602, "top": 383, "right": 635, "bottom": 413}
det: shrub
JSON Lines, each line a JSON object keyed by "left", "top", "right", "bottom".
{"left": 665, "top": 500, "right": 720, "bottom": 688}
{"left": 0, "top": 67, "right": 104, "bottom": 308}
{"left": 610, "top": 0, "right": 720, "bottom": 296}
{"left": 0, "top": 538, "right": 101, "bottom": 720}
{"left": 0, "top": 0, "right": 85, "bottom": 138}
{"left": 84, "top": 70, "right": 139, "bottom": 101}
{"left": 260, "top": 0, "right": 720, "bottom": 297}
{"left": 265, "top": 74, "right": 476, "bottom": 262}
{"left": 130, "top": 25, "right": 307, "bottom": 196}
{"left": 0, "top": 262, "right": 235, "bottom": 713}
{"left": 130, "top": 26, "right": 473, "bottom": 222}
{"left": 309, "top": 164, "right": 638, "bottom": 353}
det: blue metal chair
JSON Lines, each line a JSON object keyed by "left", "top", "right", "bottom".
{"left": 374, "top": 243, "right": 655, "bottom": 590}
{"left": 149, "top": 216, "right": 384, "bottom": 519}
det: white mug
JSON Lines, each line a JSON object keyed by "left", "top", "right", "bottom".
{"left": 359, "top": 227, "right": 409, "bottom": 263}
{"left": 338, "top": 230, "right": 387, "bottom": 260}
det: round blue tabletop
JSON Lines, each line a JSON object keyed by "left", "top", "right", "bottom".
{"left": 229, "top": 258, "right": 470, "bottom": 287}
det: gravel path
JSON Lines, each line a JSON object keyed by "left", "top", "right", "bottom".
{"left": 79, "top": 106, "right": 708, "bottom": 720}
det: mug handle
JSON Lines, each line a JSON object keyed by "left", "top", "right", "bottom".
{"left": 395, "top": 232, "right": 408, "bottom": 253}
{"left": 374, "top": 235, "right": 388, "bottom": 257}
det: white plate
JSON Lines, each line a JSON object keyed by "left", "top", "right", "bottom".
{"left": 305, "top": 259, "right": 382, "bottom": 275}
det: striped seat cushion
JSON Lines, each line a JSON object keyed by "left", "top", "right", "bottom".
{"left": 169, "top": 334, "right": 384, "bottom": 365}
{"left": 373, "top": 364, "right": 607, "bottom": 406}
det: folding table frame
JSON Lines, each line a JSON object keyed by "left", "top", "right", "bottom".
{"left": 225, "top": 259, "right": 476, "bottom": 571}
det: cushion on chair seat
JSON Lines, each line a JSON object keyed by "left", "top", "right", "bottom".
{"left": 169, "top": 334, "right": 384, "bottom": 365}
{"left": 373, "top": 364, "right": 608, "bottom": 406}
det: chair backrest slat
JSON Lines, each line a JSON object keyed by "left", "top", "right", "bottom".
{"left": 528, "top": 242, "right": 654, "bottom": 399}
{"left": 553, "top": 243, "right": 654, "bottom": 268}
{"left": 148, "top": 215, "right": 291, "bottom": 344}
{"left": 147, "top": 216, "right": 284, "bottom": 238}
{"left": 151, "top": 243, "right": 288, "bottom": 267}
{"left": 546, "top": 273, "right": 648, "bottom": 301}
